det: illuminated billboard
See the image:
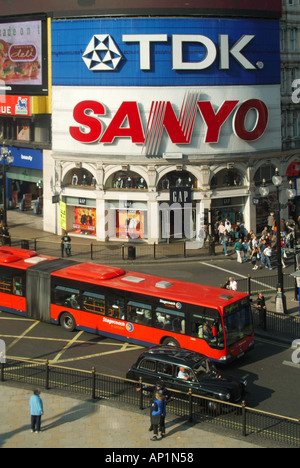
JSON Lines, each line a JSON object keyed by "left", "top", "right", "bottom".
{"left": 52, "top": 17, "right": 280, "bottom": 87}
{"left": 0, "top": 16, "right": 48, "bottom": 96}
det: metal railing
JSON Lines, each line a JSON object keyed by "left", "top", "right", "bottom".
{"left": 1, "top": 358, "right": 299, "bottom": 447}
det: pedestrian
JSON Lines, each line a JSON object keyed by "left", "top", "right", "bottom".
{"left": 29, "top": 389, "right": 44, "bottom": 433}
{"left": 250, "top": 245, "right": 259, "bottom": 270}
{"left": 220, "top": 230, "right": 229, "bottom": 256}
{"left": 257, "top": 293, "right": 267, "bottom": 331}
{"left": 150, "top": 391, "right": 167, "bottom": 441}
{"left": 228, "top": 277, "right": 238, "bottom": 291}
{"left": 233, "top": 238, "right": 243, "bottom": 263}
{"left": 61, "top": 231, "right": 71, "bottom": 257}
{"left": 264, "top": 244, "right": 272, "bottom": 270}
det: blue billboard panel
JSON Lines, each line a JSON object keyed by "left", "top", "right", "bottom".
{"left": 52, "top": 17, "right": 280, "bottom": 87}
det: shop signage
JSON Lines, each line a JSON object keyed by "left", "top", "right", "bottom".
{"left": 52, "top": 17, "right": 280, "bottom": 87}
{"left": 0, "top": 96, "right": 31, "bottom": 116}
{"left": 170, "top": 187, "right": 192, "bottom": 206}
{"left": 84, "top": 33, "right": 257, "bottom": 72}
{"left": 53, "top": 85, "right": 281, "bottom": 156}
{"left": 70, "top": 97, "right": 269, "bottom": 155}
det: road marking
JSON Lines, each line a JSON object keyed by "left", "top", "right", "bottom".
{"left": 200, "top": 262, "right": 275, "bottom": 291}
{"left": 200, "top": 262, "right": 247, "bottom": 279}
{"left": 6, "top": 321, "right": 39, "bottom": 352}
{"left": 50, "top": 344, "right": 143, "bottom": 364}
{"left": 282, "top": 360, "right": 300, "bottom": 369}
{"left": 51, "top": 331, "right": 84, "bottom": 363}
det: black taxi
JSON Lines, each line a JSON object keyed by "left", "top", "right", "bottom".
{"left": 126, "top": 346, "right": 247, "bottom": 403}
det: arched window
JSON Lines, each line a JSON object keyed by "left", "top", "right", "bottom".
{"left": 106, "top": 170, "right": 148, "bottom": 190}
{"left": 158, "top": 171, "right": 197, "bottom": 191}
{"left": 63, "top": 168, "right": 97, "bottom": 188}
{"left": 211, "top": 169, "right": 245, "bottom": 189}
{"left": 254, "top": 164, "right": 276, "bottom": 186}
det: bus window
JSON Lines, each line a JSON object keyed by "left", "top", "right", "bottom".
{"left": 106, "top": 292, "right": 125, "bottom": 319}
{"left": 54, "top": 286, "right": 80, "bottom": 309}
{"left": 0, "top": 273, "right": 12, "bottom": 294}
{"left": 13, "top": 276, "right": 24, "bottom": 296}
{"left": 190, "top": 309, "right": 224, "bottom": 349}
{"left": 82, "top": 291, "right": 105, "bottom": 315}
{"left": 155, "top": 307, "right": 185, "bottom": 334}
{"left": 127, "top": 301, "right": 152, "bottom": 325}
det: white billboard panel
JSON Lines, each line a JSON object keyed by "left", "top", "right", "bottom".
{"left": 52, "top": 85, "right": 281, "bottom": 157}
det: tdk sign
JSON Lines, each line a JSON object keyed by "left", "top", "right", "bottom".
{"left": 52, "top": 17, "right": 280, "bottom": 87}
{"left": 83, "top": 34, "right": 256, "bottom": 71}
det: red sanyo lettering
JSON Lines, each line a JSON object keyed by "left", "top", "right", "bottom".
{"left": 70, "top": 100, "right": 105, "bottom": 143}
{"left": 70, "top": 99, "right": 268, "bottom": 145}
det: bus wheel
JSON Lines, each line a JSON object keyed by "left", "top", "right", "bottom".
{"left": 162, "top": 337, "right": 180, "bottom": 347}
{"left": 60, "top": 312, "right": 76, "bottom": 332}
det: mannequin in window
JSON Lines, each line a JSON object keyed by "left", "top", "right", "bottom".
{"left": 82, "top": 174, "right": 87, "bottom": 186}
{"left": 72, "top": 174, "right": 78, "bottom": 186}
{"left": 115, "top": 177, "right": 123, "bottom": 189}
{"left": 137, "top": 178, "right": 146, "bottom": 189}
{"left": 125, "top": 177, "right": 133, "bottom": 189}
{"left": 162, "top": 178, "right": 170, "bottom": 190}
{"left": 176, "top": 177, "right": 183, "bottom": 187}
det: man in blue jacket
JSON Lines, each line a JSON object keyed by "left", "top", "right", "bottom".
{"left": 150, "top": 392, "right": 167, "bottom": 441}
{"left": 29, "top": 389, "right": 44, "bottom": 433}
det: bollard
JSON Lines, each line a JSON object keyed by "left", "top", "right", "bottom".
{"left": 91, "top": 367, "right": 96, "bottom": 399}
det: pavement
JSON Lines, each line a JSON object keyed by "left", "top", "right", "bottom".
{"left": 0, "top": 383, "right": 263, "bottom": 449}
{"left": 0, "top": 209, "right": 292, "bottom": 449}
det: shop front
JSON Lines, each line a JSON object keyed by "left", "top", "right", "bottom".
{"left": 60, "top": 197, "right": 97, "bottom": 236}
{"left": 107, "top": 200, "right": 148, "bottom": 241}
{"left": 5, "top": 146, "right": 43, "bottom": 211}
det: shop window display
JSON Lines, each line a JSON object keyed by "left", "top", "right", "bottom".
{"left": 211, "top": 169, "right": 245, "bottom": 189}
{"left": 73, "top": 207, "right": 96, "bottom": 236}
{"left": 158, "top": 171, "right": 197, "bottom": 191}
{"left": 106, "top": 171, "right": 148, "bottom": 190}
{"left": 64, "top": 168, "right": 97, "bottom": 188}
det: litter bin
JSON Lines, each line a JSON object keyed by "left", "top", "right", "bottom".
{"left": 21, "top": 240, "right": 30, "bottom": 250}
{"left": 128, "top": 246, "right": 136, "bottom": 260}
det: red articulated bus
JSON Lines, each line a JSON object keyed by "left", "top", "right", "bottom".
{"left": 0, "top": 247, "right": 254, "bottom": 364}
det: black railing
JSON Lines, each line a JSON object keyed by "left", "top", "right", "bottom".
{"left": 1, "top": 358, "right": 299, "bottom": 447}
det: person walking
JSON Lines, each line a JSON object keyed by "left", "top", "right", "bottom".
{"left": 250, "top": 245, "right": 259, "bottom": 270}
{"left": 264, "top": 244, "right": 272, "bottom": 270}
{"left": 233, "top": 238, "right": 243, "bottom": 263}
{"left": 150, "top": 391, "right": 167, "bottom": 441}
{"left": 220, "top": 230, "right": 229, "bottom": 256}
{"left": 29, "top": 389, "right": 44, "bottom": 433}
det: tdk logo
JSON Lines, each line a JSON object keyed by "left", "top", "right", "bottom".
{"left": 82, "top": 35, "right": 123, "bottom": 71}
{"left": 82, "top": 33, "right": 260, "bottom": 72}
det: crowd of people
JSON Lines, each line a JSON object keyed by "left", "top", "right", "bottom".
{"left": 214, "top": 214, "right": 297, "bottom": 271}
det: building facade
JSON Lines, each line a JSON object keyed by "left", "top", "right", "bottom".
{"left": 44, "top": 6, "right": 284, "bottom": 244}
{"left": 2, "top": 0, "right": 300, "bottom": 244}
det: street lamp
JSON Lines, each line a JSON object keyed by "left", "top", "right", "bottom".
{"left": 0, "top": 143, "right": 14, "bottom": 245}
{"left": 259, "top": 169, "right": 296, "bottom": 314}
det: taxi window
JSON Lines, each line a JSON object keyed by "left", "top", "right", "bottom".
{"left": 157, "top": 362, "right": 173, "bottom": 377}
{"left": 139, "top": 359, "right": 156, "bottom": 372}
